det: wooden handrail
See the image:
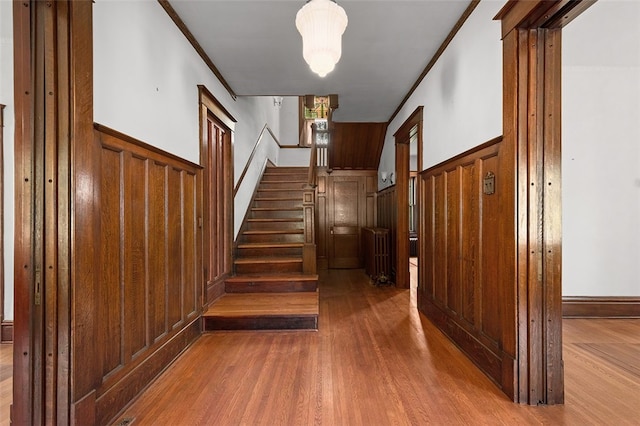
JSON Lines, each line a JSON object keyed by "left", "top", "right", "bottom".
{"left": 235, "top": 123, "right": 313, "bottom": 197}
{"left": 234, "top": 124, "right": 271, "bottom": 197}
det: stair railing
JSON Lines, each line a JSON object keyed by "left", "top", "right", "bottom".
{"left": 307, "top": 123, "right": 318, "bottom": 188}
{"left": 303, "top": 123, "right": 319, "bottom": 274}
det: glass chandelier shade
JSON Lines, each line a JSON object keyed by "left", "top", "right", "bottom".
{"left": 295, "top": 0, "right": 348, "bottom": 78}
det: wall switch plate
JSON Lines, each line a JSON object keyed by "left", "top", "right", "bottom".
{"left": 483, "top": 171, "right": 495, "bottom": 195}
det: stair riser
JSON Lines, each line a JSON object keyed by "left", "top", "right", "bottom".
{"left": 235, "top": 262, "right": 303, "bottom": 274}
{"left": 261, "top": 174, "right": 308, "bottom": 182}
{"left": 253, "top": 200, "right": 302, "bottom": 209}
{"left": 237, "top": 247, "right": 303, "bottom": 257}
{"left": 250, "top": 209, "right": 303, "bottom": 219}
{"left": 240, "top": 233, "right": 304, "bottom": 244}
{"left": 246, "top": 221, "right": 303, "bottom": 231}
{"left": 259, "top": 182, "right": 307, "bottom": 190}
{"left": 225, "top": 280, "right": 317, "bottom": 293}
{"left": 203, "top": 315, "right": 317, "bottom": 331}
{"left": 257, "top": 190, "right": 304, "bottom": 199}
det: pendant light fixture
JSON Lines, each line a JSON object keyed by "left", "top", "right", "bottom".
{"left": 295, "top": 0, "right": 348, "bottom": 78}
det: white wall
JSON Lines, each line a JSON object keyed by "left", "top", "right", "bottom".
{"left": 378, "top": 0, "right": 503, "bottom": 190}
{"left": 279, "top": 96, "right": 300, "bottom": 146}
{"left": 562, "top": 0, "right": 640, "bottom": 297}
{"left": 0, "top": 0, "right": 15, "bottom": 321}
{"left": 93, "top": 0, "right": 285, "bottom": 238}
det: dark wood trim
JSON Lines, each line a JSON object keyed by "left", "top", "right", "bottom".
{"left": 197, "top": 85, "right": 237, "bottom": 127}
{"left": 496, "top": 0, "right": 596, "bottom": 406}
{"left": 1, "top": 321, "right": 12, "bottom": 343}
{"left": 199, "top": 88, "right": 234, "bottom": 307}
{"left": 388, "top": 1, "right": 480, "bottom": 123}
{"left": 422, "top": 136, "right": 504, "bottom": 174}
{"left": 563, "top": 297, "right": 640, "bottom": 318}
{"left": 160, "top": 2, "right": 237, "bottom": 100}
{"left": 394, "top": 107, "right": 423, "bottom": 289}
{"left": 94, "top": 123, "right": 203, "bottom": 170}
{"left": 495, "top": 1, "right": 597, "bottom": 37}
{"left": 13, "top": 2, "right": 36, "bottom": 421}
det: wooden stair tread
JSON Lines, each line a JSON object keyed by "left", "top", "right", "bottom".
{"left": 258, "top": 188, "right": 304, "bottom": 191}
{"left": 247, "top": 218, "right": 303, "bottom": 223}
{"left": 255, "top": 197, "right": 302, "bottom": 201}
{"left": 225, "top": 273, "right": 318, "bottom": 282}
{"left": 243, "top": 229, "right": 304, "bottom": 235}
{"left": 203, "top": 292, "right": 318, "bottom": 317}
{"left": 237, "top": 242, "right": 304, "bottom": 249}
{"left": 234, "top": 257, "right": 302, "bottom": 264}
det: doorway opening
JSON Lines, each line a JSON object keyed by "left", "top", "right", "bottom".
{"left": 394, "top": 107, "right": 423, "bottom": 289}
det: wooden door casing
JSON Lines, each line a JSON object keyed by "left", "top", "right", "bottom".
{"left": 199, "top": 86, "right": 235, "bottom": 305}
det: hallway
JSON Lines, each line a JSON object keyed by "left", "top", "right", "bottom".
{"left": 113, "top": 269, "right": 640, "bottom": 425}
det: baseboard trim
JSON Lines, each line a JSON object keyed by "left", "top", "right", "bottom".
{"left": 562, "top": 297, "right": 640, "bottom": 318}
{"left": 1, "top": 321, "right": 13, "bottom": 343}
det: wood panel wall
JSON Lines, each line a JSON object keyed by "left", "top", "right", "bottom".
{"left": 417, "top": 137, "right": 515, "bottom": 393}
{"left": 329, "top": 123, "right": 388, "bottom": 170}
{"left": 75, "top": 125, "right": 203, "bottom": 425}
{"left": 376, "top": 185, "right": 397, "bottom": 282}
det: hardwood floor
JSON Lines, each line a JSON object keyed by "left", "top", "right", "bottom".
{"left": 1, "top": 268, "right": 638, "bottom": 425}
{"left": 114, "top": 269, "right": 640, "bottom": 426}
{"left": 0, "top": 343, "right": 11, "bottom": 426}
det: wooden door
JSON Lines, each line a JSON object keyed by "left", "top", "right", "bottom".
{"left": 328, "top": 176, "right": 361, "bottom": 268}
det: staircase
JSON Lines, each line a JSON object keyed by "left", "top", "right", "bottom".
{"left": 203, "top": 166, "right": 319, "bottom": 331}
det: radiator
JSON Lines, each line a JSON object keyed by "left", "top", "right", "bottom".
{"left": 362, "top": 227, "right": 391, "bottom": 284}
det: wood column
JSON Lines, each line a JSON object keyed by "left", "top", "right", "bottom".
{"left": 13, "top": 0, "right": 94, "bottom": 423}
{"left": 302, "top": 187, "right": 317, "bottom": 274}
{"left": 496, "top": 0, "right": 595, "bottom": 405}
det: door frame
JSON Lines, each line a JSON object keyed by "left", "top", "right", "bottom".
{"left": 496, "top": 0, "right": 596, "bottom": 405}
{"left": 198, "top": 85, "right": 236, "bottom": 306}
{"left": 394, "top": 107, "right": 423, "bottom": 289}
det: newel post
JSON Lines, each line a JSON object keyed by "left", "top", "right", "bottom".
{"left": 302, "top": 187, "right": 317, "bottom": 274}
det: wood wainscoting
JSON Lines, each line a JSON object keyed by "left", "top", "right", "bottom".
{"left": 417, "top": 137, "right": 515, "bottom": 394}
{"left": 75, "top": 125, "right": 204, "bottom": 425}
{"left": 563, "top": 297, "right": 640, "bottom": 318}
{"left": 0, "top": 322, "right": 11, "bottom": 343}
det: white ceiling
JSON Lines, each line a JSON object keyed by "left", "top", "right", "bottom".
{"left": 168, "top": 0, "right": 472, "bottom": 122}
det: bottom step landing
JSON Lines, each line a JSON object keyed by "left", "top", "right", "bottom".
{"left": 202, "top": 292, "right": 319, "bottom": 331}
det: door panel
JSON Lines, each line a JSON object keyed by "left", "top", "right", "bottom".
{"left": 328, "top": 178, "right": 361, "bottom": 268}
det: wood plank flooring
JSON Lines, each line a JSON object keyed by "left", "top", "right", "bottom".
{"left": 1, "top": 268, "right": 639, "bottom": 425}
{"left": 0, "top": 343, "right": 11, "bottom": 426}
{"left": 113, "top": 268, "right": 640, "bottom": 425}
